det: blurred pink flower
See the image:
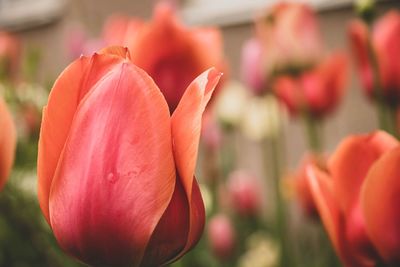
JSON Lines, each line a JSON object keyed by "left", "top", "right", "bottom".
{"left": 256, "top": 2, "right": 322, "bottom": 74}
{"left": 66, "top": 26, "right": 105, "bottom": 59}
{"left": 241, "top": 38, "right": 266, "bottom": 94}
{"left": 349, "top": 11, "right": 400, "bottom": 105}
{"left": 274, "top": 53, "right": 348, "bottom": 118}
{"left": 207, "top": 214, "right": 236, "bottom": 261}
{"left": 201, "top": 110, "right": 222, "bottom": 151}
{"left": 227, "top": 170, "right": 263, "bottom": 218}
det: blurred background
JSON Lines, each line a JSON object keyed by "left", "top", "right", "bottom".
{"left": 1, "top": 0, "right": 400, "bottom": 266}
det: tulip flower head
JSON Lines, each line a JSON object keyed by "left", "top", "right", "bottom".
{"left": 227, "top": 170, "right": 263, "bottom": 218}
{"left": 207, "top": 214, "right": 236, "bottom": 261}
{"left": 274, "top": 53, "right": 348, "bottom": 118}
{"left": 349, "top": 11, "right": 400, "bottom": 106}
{"left": 37, "top": 47, "right": 221, "bottom": 266}
{"left": 0, "top": 96, "right": 16, "bottom": 190}
{"left": 307, "top": 131, "right": 400, "bottom": 266}
{"left": 103, "top": 4, "right": 226, "bottom": 113}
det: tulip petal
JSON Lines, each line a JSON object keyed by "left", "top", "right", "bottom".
{"left": 0, "top": 97, "right": 16, "bottom": 189}
{"left": 141, "top": 177, "right": 189, "bottom": 266}
{"left": 48, "top": 62, "right": 175, "bottom": 266}
{"left": 362, "top": 146, "right": 400, "bottom": 265}
{"left": 329, "top": 131, "right": 398, "bottom": 215}
{"left": 38, "top": 52, "right": 127, "bottom": 223}
{"left": 307, "top": 165, "right": 367, "bottom": 267}
{"left": 171, "top": 68, "right": 221, "bottom": 256}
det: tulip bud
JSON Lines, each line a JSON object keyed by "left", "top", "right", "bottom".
{"left": 207, "top": 214, "right": 236, "bottom": 261}
{"left": 37, "top": 47, "right": 221, "bottom": 266}
{"left": 227, "top": 170, "right": 263, "bottom": 218}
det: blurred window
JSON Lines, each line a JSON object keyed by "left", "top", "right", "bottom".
{"left": 0, "top": 0, "right": 66, "bottom": 30}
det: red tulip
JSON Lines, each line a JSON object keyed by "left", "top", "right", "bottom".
{"left": 255, "top": 2, "right": 323, "bottom": 76}
{"left": 207, "top": 214, "right": 236, "bottom": 261}
{"left": 103, "top": 4, "right": 226, "bottom": 112}
{"left": 349, "top": 11, "right": 400, "bottom": 104}
{"left": 274, "top": 53, "right": 348, "bottom": 118}
{"left": 0, "top": 96, "right": 16, "bottom": 189}
{"left": 307, "top": 131, "right": 400, "bottom": 266}
{"left": 37, "top": 47, "right": 222, "bottom": 266}
{"left": 227, "top": 170, "right": 262, "bottom": 218}
{"left": 0, "top": 31, "right": 20, "bottom": 81}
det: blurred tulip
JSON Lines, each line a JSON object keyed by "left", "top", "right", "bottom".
{"left": 307, "top": 131, "right": 400, "bottom": 266}
{"left": 37, "top": 47, "right": 222, "bottom": 266}
{"left": 289, "top": 153, "right": 325, "bottom": 218}
{"left": 255, "top": 2, "right": 322, "bottom": 77}
{"left": 349, "top": 11, "right": 400, "bottom": 105}
{"left": 207, "top": 214, "right": 236, "bottom": 261}
{"left": 227, "top": 170, "right": 262, "bottom": 218}
{"left": 0, "top": 96, "right": 16, "bottom": 189}
{"left": 103, "top": 4, "right": 226, "bottom": 112}
{"left": 0, "top": 31, "right": 20, "bottom": 81}
{"left": 241, "top": 38, "right": 266, "bottom": 94}
{"left": 274, "top": 53, "right": 348, "bottom": 118}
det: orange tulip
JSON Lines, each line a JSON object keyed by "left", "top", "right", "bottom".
{"left": 307, "top": 131, "right": 400, "bottom": 266}
{"left": 290, "top": 153, "right": 325, "bottom": 218}
{"left": 37, "top": 47, "right": 221, "bottom": 266}
{"left": 103, "top": 4, "right": 226, "bottom": 112}
{"left": 0, "top": 31, "right": 20, "bottom": 81}
{"left": 349, "top": 11, "right": 400, "bottom": 104}
{"left": 274, "top": 53, "right": 348, "bottom": 118}
{"left": 0, "top": 96, "right": 16, "bottom": 189}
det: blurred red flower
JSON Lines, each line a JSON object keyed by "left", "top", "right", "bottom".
{"left": 227, "top": 170, "right": 263, "bottom": 218}
{"left": 103, "top": 4, "right": 226, "bottom": 112}
{"left": 37, "top": 47, "right": 221, "bottom": 266}
{"left": 207, "top": 214, "right": 236, "bottom": 261}
{"left": 274, "top": 53, "right": 348, "bottom": 118}
{"left": 0, "top": 96, "right": 16, "bottom": 190}
{"left": 349, "top": 11, "right": 400, "bottom": 105}
{"left": 0, "top": 31, "right": 21, "bottom": 81}
{"left": 307, "top": 131, "right": 400, "bottom": 266}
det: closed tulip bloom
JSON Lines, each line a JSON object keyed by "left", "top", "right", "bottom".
{"left": 37, "top": 47, "right": 221, "bottom": 266}
{"left": 227, "top": 170, "right": 262, "bottom": 218}
{"left": 349, "top": 11, "right": 400, "bottom": 104}
{"left": 207, "top": 214, "right": 236, "bottom": 261}
{"left": 307, "top": 131, "right": 400, "bottom": 266}
{"left": 0, "top": 96, "right": 16, "bottom": 189}
{"left": 274, "top": 53, "right": 348, "bottom": 118}
{"left": 103, "top": 4, "right": 226, "bottom": 113}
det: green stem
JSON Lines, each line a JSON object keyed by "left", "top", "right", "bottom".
{"left": 264, "top": 133, "right": 293, "bottom": 267}
{"left": 303, "top": 114, "right": 322, "bottom": 153}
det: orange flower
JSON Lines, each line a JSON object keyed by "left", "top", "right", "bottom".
{"left": 0, "top": 31, "right": 20, "bottom": 81}
{"left": 103, "top": 4, "right": 226, "bottom": 112}
{"left": 37, "top": 47, "right": 221, "bottom": 266}
{"left": 274, "top": 53, "right": 348, "bottom": 118}
{"left": 0, "top": 96, "right": 16, "bottom": 189}
{"left": 307, "top": 131, "right": 400, "bottom": 266}
{"left": 349, "top": 11, "right": 400, "bottom": 104}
